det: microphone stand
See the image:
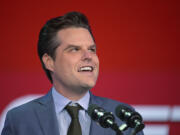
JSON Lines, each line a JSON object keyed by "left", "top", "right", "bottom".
{"left": 107, "top": 119, "right": 130, "bottom": 135}
{"left": 115, "top": 105, "right": 145, "bottom": 135}
{"left": 99, "top": 114, "right": 123, "bottom": 135}
{"left": 109, "top": 122, "right": 123, "bottom": 135}
{"left": 130, "top": 120, "right": 145, "bottom": 135}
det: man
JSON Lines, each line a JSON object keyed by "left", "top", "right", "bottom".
{"left": 1, "top": 12, "right": 144, "bottom": 135}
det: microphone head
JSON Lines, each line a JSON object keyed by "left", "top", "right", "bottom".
{"left": 87, "top": 104, "right": 115, "bottom": 128}
{"left": 115, "top": 104, "right": 144, "bottom": 129}
{"left": 115, "top": 104, "right": 133, "bottom": 121}
{"left": 87, "top": 104, "right": 106, "bottom": 121}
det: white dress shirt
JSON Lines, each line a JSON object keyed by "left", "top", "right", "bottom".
{"left": 52, "top": 87, "right": 91, "bottom": 135}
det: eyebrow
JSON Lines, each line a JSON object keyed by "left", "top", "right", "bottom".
{"left": 64, "top": 44, "right": 97, "bottom": 50}
{"left": 89, "top": 44, "right": 97, "bottom": 49}
{"left": 64, "top": 45, "right": 79, "bottom": 50}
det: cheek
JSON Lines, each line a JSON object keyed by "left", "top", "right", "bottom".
{"left": 54, "top": 56, "right": 68, "bottom": 72}
{"left": 94, "top": 56, "right": 100, "bottom": 65}
{"left": 59, "top": 56, "right": 78, "bottom": 72}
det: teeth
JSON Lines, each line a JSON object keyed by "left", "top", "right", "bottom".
{"left": 79, "top": 66, "right": 93, "bottom": 72}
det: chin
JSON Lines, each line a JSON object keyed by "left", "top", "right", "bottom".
{"left": 73, "top": 82, "right": 95, "bottom": 95}
{"left": 82, "top": 82, "right": 96, "bottom": 90}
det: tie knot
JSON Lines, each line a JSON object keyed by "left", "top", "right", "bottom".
{"left": 66, "top": 105, "right": 82, "bottom": 119}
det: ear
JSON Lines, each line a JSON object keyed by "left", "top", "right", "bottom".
{"left": 42, "top": 53, "right": 55, "bottom": 72}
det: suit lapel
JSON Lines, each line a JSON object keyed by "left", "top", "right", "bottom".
{"left": 89, "top": 93, "right": 106, "bottom": 135}
{"left": 35, "top": 91, "right": 60, "bottom": 135}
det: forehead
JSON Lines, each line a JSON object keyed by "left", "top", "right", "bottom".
{"left": 57, "top": 27, "right": 95, "bottom": 45}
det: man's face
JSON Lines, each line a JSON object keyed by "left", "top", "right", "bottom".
{"left": 47, "top": 27, "right": 99, "bottom": 94}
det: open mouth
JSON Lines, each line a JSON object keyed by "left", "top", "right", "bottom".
{"left": 78, "top": 66, "right": 94, "bottom": 72}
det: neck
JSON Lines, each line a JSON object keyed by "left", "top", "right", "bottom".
{"left": 53, "top": 84, "right": 88, "bottom": 101}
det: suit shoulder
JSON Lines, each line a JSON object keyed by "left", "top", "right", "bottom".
{"left": 91, "top": 94, "right": 134, "bottom": 112}
{"left": 92, "top": 94, "right": 130, "bottom": 106}
{"left": 7, "top": 94, "right": 45, "bottom": 115}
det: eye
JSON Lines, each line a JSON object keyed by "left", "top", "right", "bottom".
{"left": 89, "top": 47, "right": 96, "bottom": 53}
{"left": 71, "top": 47, "right": 80, "bottom": 52}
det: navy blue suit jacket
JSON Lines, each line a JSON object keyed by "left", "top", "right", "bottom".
{"left": 1, "top": 90, "right": 144, "bottom": 135}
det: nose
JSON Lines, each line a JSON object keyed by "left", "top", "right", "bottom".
{"left": 81, "top": 50, "right": 92, "bottom": 62}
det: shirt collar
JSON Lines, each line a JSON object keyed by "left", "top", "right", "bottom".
{"left": 52, "top": 87, "right": 90, "bottom": 114}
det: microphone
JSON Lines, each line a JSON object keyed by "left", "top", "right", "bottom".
{"left": 115, "top": 105, "right": 145, "bottom": 134}
{"left": 88, "top": 104, "right": 123, "bottom": 135}
{"left": 87, "top": 104, "right": 115, "bottom": 128}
